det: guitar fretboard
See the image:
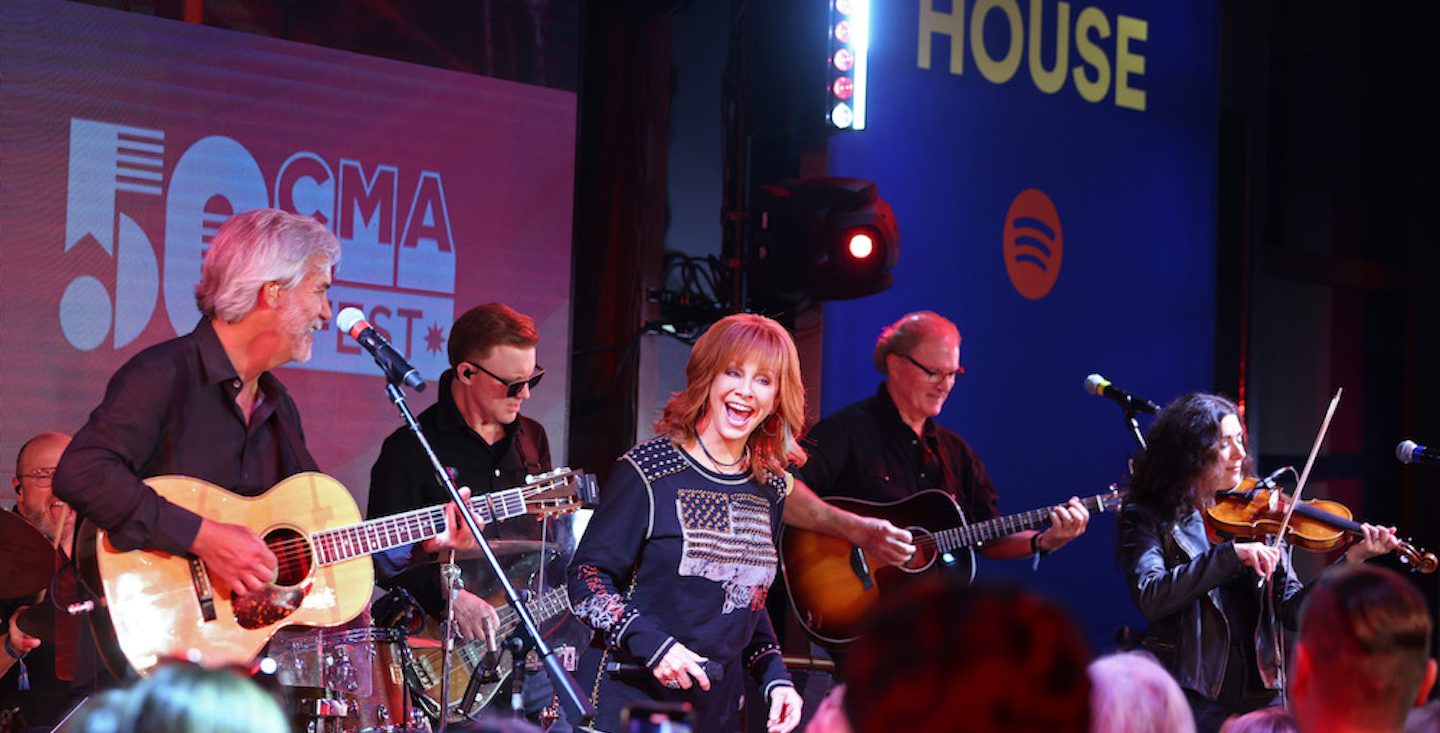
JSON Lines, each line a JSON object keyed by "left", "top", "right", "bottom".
{"left": 934, "top": 490, "right": 1118, "bottom": 553}
{"left": 455, "top": 586, "right": 571, "bottom": 667}
{"left": 311, "top": 488, "right": 529, "bottom": 565}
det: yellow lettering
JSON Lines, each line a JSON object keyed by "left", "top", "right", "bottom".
{"left": 1072, "top": 6, "right": 1111, "bottom": 104}
{"left": 1027, "top": 0, "right": 1070, "bottom": 94}
{"left": 1115, "top": 14, "right": 1147, "bottom": 111}
{"left": 971, "top": 0, "right": 1024, "bottom": 84}
{"left": 913, "top": 0, "right": 1146, "bottom": 111}
{"left": 918, "top": 0, "right": 966, "bottom": 74}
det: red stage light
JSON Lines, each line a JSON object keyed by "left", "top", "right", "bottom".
{"left": 835, "top": 0, "right": 854, "bottom": 16}
{"left": 833, "top": 76, "right": 854, "bottom": 100}
{"left": 834, "top": 20, "right": 851, "bottom": 44}
{"left": 834, "top": 48, "right": 854, "bottom": 72}
{"left": 846, "top": 231, "right": 874, "bottom": 259}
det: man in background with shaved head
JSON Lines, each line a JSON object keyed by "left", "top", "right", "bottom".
{"left": 2, "top": 431, "right": 75, "bottom": 729}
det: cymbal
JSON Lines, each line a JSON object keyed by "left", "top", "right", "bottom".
{"left": 447, "top": 540, "right": 560, "bottom": 561}
{"left": 14, "top": 603, "right": 54, "bottom": 642}
{"left": 0, "top": 510, "right": 63, "bottom": 598}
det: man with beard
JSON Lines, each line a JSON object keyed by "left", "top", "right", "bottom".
{"left": 56, "top": 208, "right": 337, "bottom": 594}
{"left": 52, "top": 209, "right": 338, "bottom": 665}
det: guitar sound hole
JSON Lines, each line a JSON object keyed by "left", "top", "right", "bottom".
{"left": 904, "top": 528, "right": 935, "bottom": 571}
{"left": 266, "top": 528, "right": 312, "bottom": 586}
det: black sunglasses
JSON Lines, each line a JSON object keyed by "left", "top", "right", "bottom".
{"left": 463, "top": 361, "right": 545, "bottom": 397}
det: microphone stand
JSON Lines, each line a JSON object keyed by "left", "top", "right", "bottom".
{"left": 1122, "top": 402, "right": 1147, "bottom": 453}
{"left": 382, "top": 382, "right": 595, "bottom": 730}
{"left": 437, "top": 555, "right": 461, "bottom": 728}
{"left": 504, "top": 625, "right": 534, "bottom": 720}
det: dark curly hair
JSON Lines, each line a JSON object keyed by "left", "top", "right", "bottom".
{"left": 1128, "top": 392, "right": 1250, "bottom": 520}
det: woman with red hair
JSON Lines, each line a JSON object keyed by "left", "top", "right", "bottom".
{"left": 567, "top": 314, "right": 806, "bottom": 733}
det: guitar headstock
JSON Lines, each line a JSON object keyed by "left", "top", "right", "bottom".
{"left": 1095, "top": 484, "right": 1128, "bottom": 514}
{"left": 520, "top": 467, "right": 599, "bottom": 518}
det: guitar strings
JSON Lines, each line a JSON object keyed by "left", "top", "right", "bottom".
{"left": 246, "top": 483, "right": 573, "bottom": 570}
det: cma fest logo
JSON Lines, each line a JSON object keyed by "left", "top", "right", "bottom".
{"left": 60, "top": 118, "right": 456, "bottom": 379}
{"left": 1003, "top": 188, "right": 1062, "bottom": 300}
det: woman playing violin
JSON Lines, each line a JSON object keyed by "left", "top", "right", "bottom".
{"left": 1119, "top": 392, "right": 1400, "bottom": 733}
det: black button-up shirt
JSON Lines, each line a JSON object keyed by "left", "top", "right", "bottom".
{"left": 366, "top": 369, "right": 552, "bottom": 616}
{"left": 795, "top": 382, "right": 999, "bottom": 523}
{"left": 54, "top": 319, "right": 318, "bottom": 556}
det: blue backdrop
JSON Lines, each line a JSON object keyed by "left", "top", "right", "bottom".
{"left": 824, "top": 0, "right": 1219, "bottom": 652}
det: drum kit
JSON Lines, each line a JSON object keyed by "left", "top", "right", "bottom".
{"left": 271, "top": 539, "right": 577, "bottom": 733}
{"left": 1, "top": 510, "right": 578, "bottom": 733}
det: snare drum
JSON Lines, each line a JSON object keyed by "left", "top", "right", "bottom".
{"left": 276, "top": 627, "right": 428, "bottom": 733}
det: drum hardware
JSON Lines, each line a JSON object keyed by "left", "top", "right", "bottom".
{"left": 276, "top": 627, "right": 429, "bottom": 732}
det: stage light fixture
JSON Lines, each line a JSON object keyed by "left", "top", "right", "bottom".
{"left": 749, "top": 177, "right": 899, "bottom": 307}
{"left": 846, "top": 231, "right": 874, "bottom": 259}
{"left": 827, "top": 0, "right": 869, "bottom": 130}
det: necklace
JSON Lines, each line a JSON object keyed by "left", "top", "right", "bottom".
{"left": 696, "top": 433, "right": 748, "bottom": 470}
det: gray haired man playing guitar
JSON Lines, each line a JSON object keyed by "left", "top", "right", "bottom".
{"left": 55, "top": 208, "right": 340, "bottom": 600}
{"left": 781, "top": 311, "right": 1091, "bottom": 644}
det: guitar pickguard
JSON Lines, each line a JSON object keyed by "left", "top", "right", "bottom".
{"left": 232, "top": 580, "right": 312, "bottom": 629}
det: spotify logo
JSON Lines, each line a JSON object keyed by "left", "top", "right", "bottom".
{"left": 1002, "top": 188, "right": 1062, "bottom": 300}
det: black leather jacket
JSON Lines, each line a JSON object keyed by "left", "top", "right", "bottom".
{"left": 1120, "top": 501, "right": 1304, "bottom": 700}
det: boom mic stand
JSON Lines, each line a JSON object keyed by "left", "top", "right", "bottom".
{"left": 1122, "top": 402, "right": 1147, "bottom": 454}
{"left": 381, "top": 381, "right": 595, "bottom": 730}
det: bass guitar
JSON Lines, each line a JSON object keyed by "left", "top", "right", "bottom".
{"left": 81, "top": 468, "right": 594, "bottom": 675}
{"left": 780, "top": 486, "right": 1124, "bottom": 644}
{"left": 407, "top": 585, "right": 574, "bottom": 717}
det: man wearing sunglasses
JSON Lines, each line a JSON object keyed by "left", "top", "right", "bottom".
{"left": 367, "top": 302, "right": 567, "bottom": 728}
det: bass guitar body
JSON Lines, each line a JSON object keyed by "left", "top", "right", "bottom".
{"left": 780, "top": 490, "right": 974, "bottom": 645}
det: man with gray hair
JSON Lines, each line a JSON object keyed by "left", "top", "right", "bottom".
{"left": 784, "top": 311, "right": 1089, "bottom": 585}
{"left": 55, "top": 208, "right": 339, "bottom": 597}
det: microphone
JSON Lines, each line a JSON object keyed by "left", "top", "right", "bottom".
{"left": 1084, "top": 374, "right": 1160, "bottom": 414}
{"left": 1254, "top": 466, "right": 1291, "bottom": 490}
{"left": 336, "top": 307, "right": 426, "bottom": 391}
{"left": 1397, "top": 440, "right": 1440, "bottom": 466}
{"left": 605, "top": 660, "right": 724, "bottom": 685}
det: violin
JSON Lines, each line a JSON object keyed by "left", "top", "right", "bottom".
{"left": 1204, "top": 476, "right": 1438, "bottom": 573}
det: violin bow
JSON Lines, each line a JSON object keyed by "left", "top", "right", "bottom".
{"left": 1260, "top": 387, "right": 1343, "bottom": 586}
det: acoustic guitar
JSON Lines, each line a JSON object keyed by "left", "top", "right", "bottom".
{"left": 80, "top": 468, "right": 593, "bottom": 675}
{"left": 780, "top": 486, "right": 1124, "bottom": 644}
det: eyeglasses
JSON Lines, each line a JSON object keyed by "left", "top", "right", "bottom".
{"left": 902, "top": 354, "right": 964, "bottom": 383}
{"left": 17, "top": 467, "right": 56, "bottom": 485}
{"left": 463, "top": 361, "right": 545, "bottom": 398}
